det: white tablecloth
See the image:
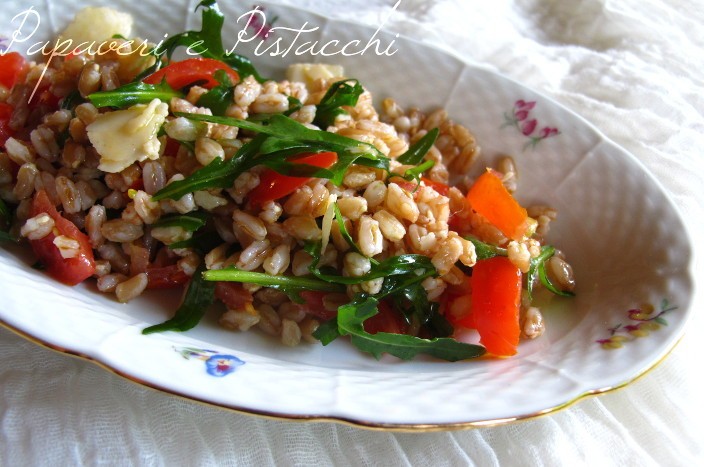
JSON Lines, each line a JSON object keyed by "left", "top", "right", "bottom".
{"left": 2, "top": 0, "right": 703, "bottom": 464}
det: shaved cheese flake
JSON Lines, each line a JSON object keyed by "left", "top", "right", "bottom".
{"left": 286, "top": 64, "right": 345, "bottom": 92}
{"left": 320, "top": 193, "right": 338, "bottom": 255}
{"left": 87, "top": 99, "right": 168, "bottom": 173}
{"left": 60, "top": 7, "right": 133, "bottom": 44}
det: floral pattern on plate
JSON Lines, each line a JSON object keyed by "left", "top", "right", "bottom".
{"left": 596, "top": 299, "right": 678, "bottom": 349}
{"left": 502, "top": 100, "right": 561, "bottom": 150}
{"left": 174, "top": 346, "right": 245, "bottom": 377}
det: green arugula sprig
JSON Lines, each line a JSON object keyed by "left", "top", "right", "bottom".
{"left": 315, "top": 296, "right": 484, "bottom": 361}
{"left": 88, "top": 79, "right": 184, "bottom": 108}
{"left": 139, "top": 0, "right": 265, "bottom": 82}
{"left": 466, "top": 236, "right": 508, "bottom": 260}
{"left": 151, "top": 113, "right": 390, "bottom": 201}
{"left": 466, "top": 236, "right": 574, "bottom": 299}
{"left": 527, "top": 245, "right": 575, "bottom": 300}
{"left": 142, "top": 264, "right": 216, "bottom": 334}
{"left": 313, "top": 79, "right": 364, "bottom": 128}
{"left": 152, "top": 211, "right": 209, "bottom": 232}
{"left": 196, "top": 69, "right": 235, "bottom": 115}
{"left": 396, "top": 127, "right": 439, "bottom": 165}
{"left": 203, "top": 268, "right": 345, "bottom": 297}
{"left": 151, "top": 134, "right": 266, "bottom": 201}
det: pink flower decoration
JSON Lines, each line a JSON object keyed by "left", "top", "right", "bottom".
{"left": 515, "top": 100, "right": 536, "bottom": 111}
{"left": 539, "top": 127, "right": 559, "bottom": 138}
{"left": 521, "top": 119, "right": 537, "bottom": 136}
{"left": 514, "top": 109, "right": 529, "bottom": 121}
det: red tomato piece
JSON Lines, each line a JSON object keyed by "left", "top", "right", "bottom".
{"left": 214, "top": 282, "right": 254, "bottom": 310}
{"left": 296, "top": 291, "right": 336, "bottom": 321}
{"left": 363, "top": 300, "right": 407, "bottom": 335}
{"left": 247, "top": 151, "right": 338, "bottom": 207}
{"left": 470, "top": 256, "right": 522, "bottom": 356}
{"left": 421, "top": 177, "right": 450, "bottom": 196}
{"left": 145, "top": 264, "right": 189, "bottom": 289}
{"left": 0, "top": 52, "right": 27, "bottom": 89}
{"left": 29, "top": 190, "right": 95, "bottom": 286}
{"left": 143, "top": 58, "right": 240, "bottom": 90}
{"left": 0, "top": 102, "right": 14, "bottom": 146}
{"left": 466, "top": 170, "right": 529, "bottom": 241}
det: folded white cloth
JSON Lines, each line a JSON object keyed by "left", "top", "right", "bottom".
{"left": 1, "top": 0, "right": 703, "bottom": 465}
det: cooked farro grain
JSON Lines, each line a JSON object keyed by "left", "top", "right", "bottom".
{"left": 220, "top": 306, "right": 260, "bottom": 332}
{"left": 280, "top": 319, "right": 302, "bottom": 346}
{"left": 385, "top": 183, "right": 419, "bottom": 223}
{"left": 20, "top": 213, "right": 55, "bottom": 240}
{"left": 5, "top": 138, "right": 34, "bottom": 165}
{"left": 521, "top": 307, "right": 545, "bottom": 339}
{"left": 115, "top": 272, "right": 148, "bottom": 303}
{"left": 13, "top": 163, "right": 38, "bottom": 200}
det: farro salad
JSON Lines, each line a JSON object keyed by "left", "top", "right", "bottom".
{"left": 0, "top": 1, "right": 575, "bottom": 361}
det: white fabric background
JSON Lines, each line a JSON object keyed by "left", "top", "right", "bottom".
{"left": 2, "top": 0, "right": 704, "bottom": 464}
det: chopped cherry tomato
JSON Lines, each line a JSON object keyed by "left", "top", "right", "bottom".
{"left": 29, "top": 88, "right": 61, "bottom": 110}
{"left": 443, "top": 274, "right": 475, "bottom": 329}
{"left": 145, "top": 264, "right": 189, "bottom": 289}
{"left": 214, "top": 282, "right": 253, "bottom": 310}
{"left": 421, "top": 177, "right": 450, "bottom": 196}
{"left": 29, "top": 190, "right": 95, "bottom": 286}
{"left": 143, "top": 58, "right": 240, "bottom": 90}
{"left": 470, "top": 256, "right": 522, "bottom": 356}
{"left": 296, "top": 291, "right": 336, "bottom": 321}
{"left": 247, "top": 151, "right": 338, "bottom": 207}
{"left": 0, "top": 103, "right": 14, "bottom": 146}
{"left": 363, "top": 300, "right": 407, "bottom": 335}
{"left": 466, "top": 170, "right": 529, "bottom": 241}
{"left": 163, "top": 138, "right": 181, "bottom": 157}
{"left": 0, "top": 52, "right": 27, "bottom": 89}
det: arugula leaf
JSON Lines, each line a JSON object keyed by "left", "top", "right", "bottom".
{"left": 396, "top": 128, "right": 439, "bottom": 165}
{"left": 196, "top": 69, "right": 235, "bottom": 115}
{"left": 168, "top": 230, "right": 223, "bottom": 253}
{"left": 88, "top": 79, "right": 183, "bottom": 108}
{"left": 60, "top": 90, "right": 84, "bottom": 110}
{"left": 391, "top": 159, "right": 435, "bottom": 187}
{"left": 324, "top": 295, "right": 485, "bottom": 361}
{"left": 332, "top": 203, "right": 364, "bottom": 256}
{"left": 537, "top": 255, "right": 576, "bottom": 297}
{"left": 174, "top": 112, "right": 389, "bottom": 185}
{"left": 465, "top": 236, "right": 508, "bottom": 260}
{"left": 151, "top": 134, "right": 266, "bottom": 201}
{"left": 152, "top": 211, "right": 209, "bottom": 231}
{"left": 527, "top": 245, "right": 575, "bottom": 299}
{"left": 142, "top": 264, "right": 216, "bottom": 334}
{"left": 309, "top": 250, "right": 435, "bottom": 286}
{"left": 203, "top": 268, "right": 346, "bottom": 295}
{"left": 148, "top": 0, "right": 265, "bottom": 82}
{"left": 313, "top": 79, "right": 364, "bottom": 128}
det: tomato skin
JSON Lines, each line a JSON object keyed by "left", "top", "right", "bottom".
{"left": 421, "top": 177, "right": 449, "bottom": 196}
{"left": 0, "top": 102, "right": 14, "bottom": 146}
{"left": 363, "top": 300, "right": 407, "bottom": 335}
{"left": 29, "top": 190, "right": 95, "bottom": 286}
{"left": 0, "top": 52, "right": 27, "bottom": 89}
{"left": 145, "top": 264, "right": 189, "bottom": 289}
{"left": 466, "top": 170, "right": 529, "bottom": 241}
{"left": 214, "top": 282, "right": 253, "bottom": 310}
{"left": 470, "top": 256, "right": 522, "bottom": 357}
{"left": 247, "top": 151, "right": 338, "bottom": 207}
{"left": 143, "top": 58, "right": 239, "bottom": 90}
{"left": 296, "top": 291, "right": 336, "bottom": 321}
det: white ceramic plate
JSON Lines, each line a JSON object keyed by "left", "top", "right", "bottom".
{"left": 0, "top": 0, "right": 695, "bottom": 429}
